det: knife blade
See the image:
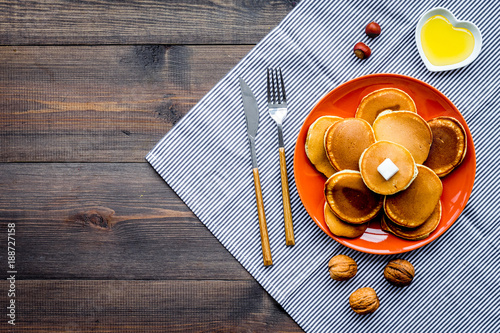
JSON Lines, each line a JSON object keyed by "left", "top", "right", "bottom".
{"left": 239, "top": 77, "right": 273, "bottom": 266}
{"left": 239, "top": 78, "right": 259, "bottom": 169}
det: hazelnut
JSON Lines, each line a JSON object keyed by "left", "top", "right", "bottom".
{"left": 365, "top": 21, "right": 381, "bottom": 37}
{"left": 353, "top": 42, "right": 371, "bottom": 59}
{"left": 328, "top": 254, "right": 357, "bottom": 281}
{"left": 384, "top": 259, "right": 415, "bottom": 287}
{"left": 349, "top": 287, "right": 379, "bottom": 315}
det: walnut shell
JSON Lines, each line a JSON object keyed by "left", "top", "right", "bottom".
{"left": 349, "top": 287, "right": 379, "bottom": 315}
{"left": 328, "top": 254, "right": 357, "bottom": 281}
{"left": 384, "top": 259, "right": 415, "bottom": 287}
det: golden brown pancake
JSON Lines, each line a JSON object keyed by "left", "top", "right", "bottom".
{"left": 373, "top": 111, "right": 433, "bottom": 164}
{"left": 424, "top": 116, "right": 467, "bottom": 177}
{"left": 379, "top": 214, "right": 391, "bottom": 233}
{"left": 384, "top": 165, "right": 442, "bottom": 228}
{"left": 305, "top": 116, "right": 343, "bottom": 177}
{"left": 325, "top": 170, "right": 383, "bottom": 224}
{"left": 324, "top": 118, "right": 375, "bottom": 171}
{"left": 359, "top": 141, "right": 418, "bottom": 195}
{"left": 355, "top": 88, "right": 417, "bottom": 125}
{"left": 381, "top": 201, "right": 441, "bottom": 240}
{"left": 324, "top": 203, "right": 368, "bottom": 238}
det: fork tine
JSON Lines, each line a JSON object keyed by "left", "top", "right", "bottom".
{"left": 274, "top": 69, "right": 281, "bottom": 104}
{"left": 278, "top": 68, "right": 286, "bottom": 103}
{"left": 271, "top": 68, "right": 277, "bottom": 104}
{"left": 266, "top": 68, "right": 272, "bottom": 104}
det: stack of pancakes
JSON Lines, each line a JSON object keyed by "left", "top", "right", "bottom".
{"left": 305, "top": 88, "right": 467, "bottom": 240}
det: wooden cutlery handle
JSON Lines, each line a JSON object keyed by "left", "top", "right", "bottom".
{"left": 252, "top": 168, "right": 273, "bottom": 266}
{"left": 279, "top": 147, "right": 295, "bottom": 246}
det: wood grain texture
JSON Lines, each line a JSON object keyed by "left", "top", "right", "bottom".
{"left": 0, "top": 45, "right": 252, "bottom": 162}
{"left": 252, "top": 168, "right": 273, "bottom": 266}
{"left": 0, "top": 280, "right": 302, "bottom": 332}
{"left": 0, "top": 1, "right": 303, "bottom": 329}
{"left": 279, "top": 147, "right": 295, "bottom": 246}
{"left": 0, "top": 0, "right": 296, "bottom": 45}
{"left": 0, "top": 163, "right": 252, "bottom": 280}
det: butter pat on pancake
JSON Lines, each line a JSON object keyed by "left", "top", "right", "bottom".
{"left": 305, "top": 116, "right": 342, "bottom": 177}
{"left": 373, "top": 111, "right": 433, "bottom": 164}
{"left": 384, "top": 165, "right": 442, "bottom": 228}
{"left": 382, "top": 201, "right": 442, "bottom": 241}
{"left": 324, "top": 203, "right": 368, "bottom": 238}
{"left": 325, "top": 170, "right": 382, "bottom": 224}
{"left": 424, "top": 116, "right": 467, "bottom": 177}
{"left": 359, "top": 141, "right": 418, "bottom": 195}
{"left": 355, "top": 88, "right": 416, "bottom": 125}
{"left": 325, "top": 118, "right": 375, "bottom": 171}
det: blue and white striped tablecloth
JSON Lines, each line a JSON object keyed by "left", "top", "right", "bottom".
{"left": 147, "top": 0, "right": 499, "bottom": 331}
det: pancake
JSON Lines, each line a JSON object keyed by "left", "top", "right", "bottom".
{"left": 324, "top": 203, "right": 368, "bottom": 238}
{"left": 325, "top": 170, "right": 383, "bottom": 224}
{"left": 424, "top": 116, "right": 467, "bottom": 177}
{"left": 355, "top": 88, "right": 417, "bottom": 125}
{"left": 373, "top": 111, "right": 433, "bottom": 164}
{"left": 324, "top": 118, "right": 375, "bottom": 171}
{"left": 359, "top": 141, "right": 418, "bottom": 195}
{"left": 381, "top": 201, "right": 442, "bottom": 240}
{"left": 305, "top": 116, "right": 343, "bottom": 177}
{"left": 379, "top": 214, "right": 391, "bottom": 233}
{"left": 384, "top": 165, "right": 442, "bottom": 228}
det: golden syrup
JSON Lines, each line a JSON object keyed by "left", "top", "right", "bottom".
{"left": 421, "top": 15, "right": 475, "bottom": 66}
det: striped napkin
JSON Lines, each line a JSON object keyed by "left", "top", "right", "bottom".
{"left": 147, "top": 0, "right": 499, "bottom": 331}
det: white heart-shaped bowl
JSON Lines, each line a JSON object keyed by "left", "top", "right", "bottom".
{"left": 415, "top": 7, "right": 482, "bottom": 72}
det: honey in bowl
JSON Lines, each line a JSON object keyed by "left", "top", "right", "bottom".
{"left": 420, "top": 15, "right": 475, "bottom": 66}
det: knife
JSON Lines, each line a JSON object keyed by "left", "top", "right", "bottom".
{"left": 239, "top": 77, "right": 273, "bottom": 266}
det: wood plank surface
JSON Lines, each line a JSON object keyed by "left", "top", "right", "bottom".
{"left": 0, "top": 280, "right": 302, "bottom": 332}
{"left": 0, "top": 162, "right": 255, "bottom": 280}
{"left": 0, "top": 45, "right": 252, "bottom": 162}
{"left": 0, "top": 1, "right": 303, "bottom": 330}
{"left": 0, "top": 0, "right": 295, "bottom": 45}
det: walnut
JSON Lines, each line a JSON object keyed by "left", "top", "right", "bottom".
{"left": 384, "top": 259, "right": 415, "bottom": 287}
{"left": 328, "top": 254, "right": 357, "bottom": 281}
{"left": 349, "top": 287, "right": 379, "bottom": 315}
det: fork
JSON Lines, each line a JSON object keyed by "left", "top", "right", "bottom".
{"left": 267, "top": 67, "right": 295, "bottom": 246}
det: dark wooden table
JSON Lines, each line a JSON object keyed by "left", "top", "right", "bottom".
{"left": 0, "top": 1, "right": 303, "bottom": 331}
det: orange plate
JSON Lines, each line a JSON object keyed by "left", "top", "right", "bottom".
{"left": 294, "top": 74, "right": 475, "bottom": 254}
